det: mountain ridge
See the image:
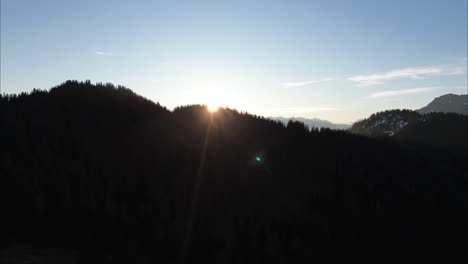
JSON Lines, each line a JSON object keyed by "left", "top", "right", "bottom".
{"left": 349, "top": 109, "right": 468, "bottom": 152}
{"left": 416, "top": 93, "right": 467, "bottom": 115}
{"left": 2, "top": 81, "right": 467, "bottom": 263}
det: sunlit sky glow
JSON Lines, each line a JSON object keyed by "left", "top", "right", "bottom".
{"left": 1, "top": 0, "right": 467, "bottom": 123}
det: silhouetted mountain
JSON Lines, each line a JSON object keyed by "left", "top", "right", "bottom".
{"left": 272, "top": 116, "right": 350, "bottom": 130}
{"left": 2, "top": 81, "right": 467, "bottom": 263}
{"left": 417, "top": 93, "right": 468, "bottom": 115}
{"left": 349, "top": 109, "right": 468, "bottom": 152}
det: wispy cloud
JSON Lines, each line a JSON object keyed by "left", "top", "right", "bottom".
{"left": 445, "top": 66, "right": 466, "bottom": 75}
{"left": 370, "top": 87, "right": 437, "bottom": 98}
{"left": 349, "top": 67, "right": 443, "bottom": 86}
{"left": 281, "top": 78, "right": 333, "bottom": 87}
{"left": 95, "top": 49, "right": 112, "bottom": 56}
{"left": 288, "top": 106, "right": 340, "bottom": 112}
{"left": 349, "top": 63, "right": 466, "bottom": 86}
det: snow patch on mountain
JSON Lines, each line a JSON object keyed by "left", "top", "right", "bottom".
{"left": 349, "top": 109, "right": 420, "bottom": 137}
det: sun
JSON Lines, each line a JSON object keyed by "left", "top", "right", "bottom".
{"left": 207, "top": 104, "right": 219, "bottom": 113}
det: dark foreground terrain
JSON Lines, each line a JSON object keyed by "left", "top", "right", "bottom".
{"left": 1, "top": 81, "right": 467, "bottom": 263}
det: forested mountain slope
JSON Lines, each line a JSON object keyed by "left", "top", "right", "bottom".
{"left": 1, "top": 81, "right": 467, "bottom": 263}
{"left": 349, "top": 109, "right": 468, "bottom": 152}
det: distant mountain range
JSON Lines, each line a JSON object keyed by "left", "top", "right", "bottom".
{"left": 272, "top": 93, "right": 467, "bottom": 131}
{"left": 272, "top": 116, "right": 351, "bottom": 130}
{"left": 349, "top": 94, "right": 468, "bottom": 151}
{"left": 416, "top": 94, "right": 468, "bottom": 115}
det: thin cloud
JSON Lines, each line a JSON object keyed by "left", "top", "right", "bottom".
{"left": 457, "top": 57, "right": 468, "bottom": 63}
{"left": 281, "top": 78, "right": 333, "bottom": 87}
{"left": 445, "top": 66, "right": 465, "bottom": 75}
{"left": 95, "top": 49, "right": 112, "bottom": 56}
{"left": 370, "top": 87, "right": 437, "bottom": 98}
{"left": 288, "top": 106, "right": 340, "bottom": 112}
{"left": 349, "top": 64, "right": 465, "bottom": 86}
{"left": 274, "top": 106, "right": 341, "bottom": 115}
{"left": 349, "top": 67, "right": 443, "bottom": 86}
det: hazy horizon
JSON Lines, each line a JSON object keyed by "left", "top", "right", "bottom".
{"left": 1, "top": 0, "right": 467, "bottom": 123}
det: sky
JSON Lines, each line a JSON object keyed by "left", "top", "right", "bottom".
{"left": 1, "top": 0, "right": 467, "bottom": 123}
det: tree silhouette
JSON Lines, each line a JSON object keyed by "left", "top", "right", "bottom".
{"left": 1, "top": 81, "right": 467, "bottom": 263}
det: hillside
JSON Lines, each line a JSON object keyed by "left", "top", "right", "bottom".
{"left": 349, "top": 109, "right": 468, "bottom": 152}
{"left": 349, "top": 109, "right": 420, "bottom": 137}
{"left": 1, "top": 81, "right": 467, "bottom": 263}
{"left": 417, "top": 93, "right": 468, "bottom": 115}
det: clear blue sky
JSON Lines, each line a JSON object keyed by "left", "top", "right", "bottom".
{"left": 1, "top": 0, "right": 467, "bottom": 123}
